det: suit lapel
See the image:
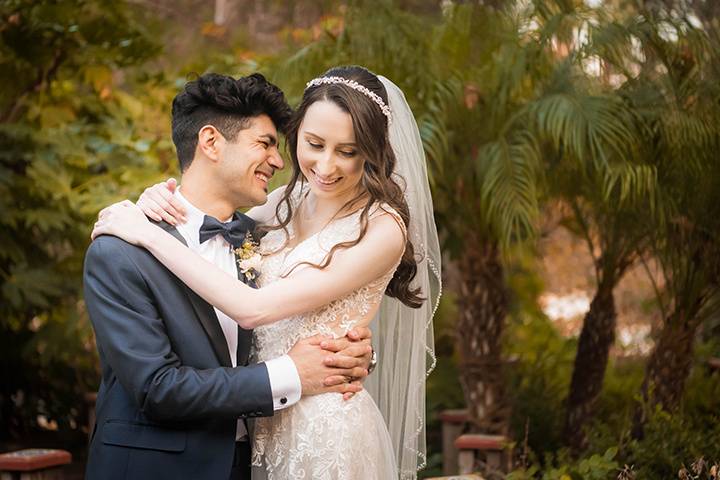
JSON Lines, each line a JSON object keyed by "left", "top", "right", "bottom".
{"left": 236, "top": 326, "right": 252, "bottom": 366}
{"left": 235, "top": 268, "right": 253, "bottom": 367}
{"left": 156, "top": 221, "right": 233, "bottom": 368}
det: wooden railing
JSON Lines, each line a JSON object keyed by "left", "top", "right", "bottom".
{"left": 0, "top": 449, "right": 71, "bottom": 479}
{"left": 438, "top": 408, "right": 513, "bottom": 477}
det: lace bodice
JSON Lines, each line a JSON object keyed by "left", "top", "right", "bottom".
{"left": 252, "top": 186, "right": 403, "bottom": 362}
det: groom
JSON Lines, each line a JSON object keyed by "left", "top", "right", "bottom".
{"left": 83, "top": 73, "right": 372, "bottom": 480}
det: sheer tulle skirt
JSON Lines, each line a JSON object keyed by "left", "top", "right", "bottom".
{"left": 251, "top": 390, "right": 397, "bottom": 479}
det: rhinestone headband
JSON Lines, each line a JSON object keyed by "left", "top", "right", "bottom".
{"left": 305, "top": 76, "right": 392, "bottom": 123}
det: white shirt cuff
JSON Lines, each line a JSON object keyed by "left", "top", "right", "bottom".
{"left": 264, "top": 355, "right": 301, "bottom": 411}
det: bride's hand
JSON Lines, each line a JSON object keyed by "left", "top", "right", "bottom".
{"left": 137, "top": 177, "right": 187, "bottom": 225}
{"left": 91, "top": 200, "right": 157, "bottom": 246}
{"left": 320, "top": 327, "right": 373, "bottom": 401}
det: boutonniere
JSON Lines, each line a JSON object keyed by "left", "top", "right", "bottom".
{"left": 234, "top": 232, "right": 262, "bottom": 283}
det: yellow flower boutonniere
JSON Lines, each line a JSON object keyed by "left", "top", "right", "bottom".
{"left": 234, "top": 232, "right": 262, "bottom": 283}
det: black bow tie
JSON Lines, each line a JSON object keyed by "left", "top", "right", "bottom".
{"left": 198, "top": 213, "right": 255, "bottom": 248}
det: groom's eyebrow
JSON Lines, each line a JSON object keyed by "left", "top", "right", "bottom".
{"left": 259, "top": 134, "right": 277, "bottom": 146}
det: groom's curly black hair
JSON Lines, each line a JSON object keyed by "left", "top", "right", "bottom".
{"left": 171, "top": 72, "right": 293, "bottom": 172}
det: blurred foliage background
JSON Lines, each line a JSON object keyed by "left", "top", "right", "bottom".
{"left": 2, "top": 0, "right": 719, "bottom": 478}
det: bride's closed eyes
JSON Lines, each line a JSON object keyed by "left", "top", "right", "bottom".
{"left": 304, "top": 138, "right": 358, "bottom": 158}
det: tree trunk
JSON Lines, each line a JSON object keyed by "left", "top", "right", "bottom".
{"left": 456, "top": 236, "right": 510, "bottom": 435}
{"left": 214, "top": 0, "right": 227, "bottom": 25}
{"left": 632, "top": 309, "right": 699, "bottom": 439}
{"left": 563, "top": 279, "right": 617, "bottom": 455}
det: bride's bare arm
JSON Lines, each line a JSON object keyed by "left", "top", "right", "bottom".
{"left": 92, "top": 200, "right": 405, "bottom": 329}
{"left": 244, "top": 183, "right": 288, "bottom": 224}
{"left": 135, "top": 178, "right": 289, "bottom": 225}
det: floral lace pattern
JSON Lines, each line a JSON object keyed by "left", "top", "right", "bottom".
{"left": 250, "top": 186, "right": 402, "bottom": 479}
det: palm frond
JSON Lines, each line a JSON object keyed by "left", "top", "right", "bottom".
{"left": 478, "top": 130, "right": 541, "bottom": 248}
{"left": 530, "top": 92, "right": 637, "bottom": 169}
{"left": 601, "top": 162, "right": 658, "bottom": 212}
{"left": 418, "top": 76, "right": 464, "bottom": 187}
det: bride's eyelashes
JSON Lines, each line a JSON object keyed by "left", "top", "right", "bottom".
{"left": 305, "top": 140, "right": 357, "bottom": 158}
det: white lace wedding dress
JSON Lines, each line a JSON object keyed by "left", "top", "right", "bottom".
{"left": 250, "top": 188, "right": 400, "bottom": 480}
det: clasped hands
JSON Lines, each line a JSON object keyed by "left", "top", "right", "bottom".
{"left": 289, "top": 327, "right": 373, "bottom": 401}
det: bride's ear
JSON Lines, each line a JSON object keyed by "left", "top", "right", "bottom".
{"left": 197, "top": 125, "right": 222, "bottom": 162}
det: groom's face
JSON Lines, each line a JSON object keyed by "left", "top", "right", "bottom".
{"left": 217, "top": 114, "right": 284, "bottom": 208}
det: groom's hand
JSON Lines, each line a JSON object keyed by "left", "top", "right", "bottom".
{"left": 288, "top": 335, "right": 366, "bottom": 396}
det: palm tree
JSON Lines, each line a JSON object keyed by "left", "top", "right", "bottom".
{"left": 552, "top": 2, "right": 720, "bottom": 445}
{"left": 466, "top": 0, "right": 651, "bottom": 446}
{"left": 558, "top": 161, "right": 655, "bottom": 453}
{"left": 420, "top": 4, "right": 540, "bottom": 435}
{"left": 554, "top": 10, "right": 662, "bottom": 454}
{"left": 418, "top": 1, "right": 644, "bottom": 437}
{"left": 615, "top": 7, "right": 720, "bottom": 436}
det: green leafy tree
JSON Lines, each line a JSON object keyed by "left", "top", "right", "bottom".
{"left": 0, "top": 0, "right": 172, "bottom": 439}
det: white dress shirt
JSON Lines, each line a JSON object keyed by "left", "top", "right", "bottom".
{"left": 173, "top": 189, "right": 301, "bottom": 439}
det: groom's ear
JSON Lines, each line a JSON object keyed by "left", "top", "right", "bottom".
{"left": 197, "top": 125, "right": 222, "bottom": 162}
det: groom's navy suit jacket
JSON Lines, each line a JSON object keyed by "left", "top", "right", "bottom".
{"left": 83, "top": 222, "right": 273, "bottom": 479}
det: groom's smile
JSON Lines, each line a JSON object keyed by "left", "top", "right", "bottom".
{"left": 254, "top": 167, "right": 273, "bottom": 192}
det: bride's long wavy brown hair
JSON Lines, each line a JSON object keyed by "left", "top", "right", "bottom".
{"left": 271, "top": 65, "right": 423, "bottom": 308}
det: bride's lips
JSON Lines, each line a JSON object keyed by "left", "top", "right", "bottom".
{"left": 310, "top": 169, "right": 342, "bottom": 190}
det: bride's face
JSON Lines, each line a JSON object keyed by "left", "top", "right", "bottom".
{"left": 296, "top": 100, "right": 365, "bottom": 201}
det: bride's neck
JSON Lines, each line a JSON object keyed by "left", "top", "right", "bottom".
{"left": 304, "top": 188, "right": 366, "bottom": 220}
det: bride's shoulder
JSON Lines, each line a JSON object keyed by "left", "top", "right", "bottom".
{"left": 367, "top": 202, "right": 407, "bottom": 240}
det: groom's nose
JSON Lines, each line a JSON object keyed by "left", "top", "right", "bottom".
{"left": 267, "top": 147, "right": 284, "bottom": 170}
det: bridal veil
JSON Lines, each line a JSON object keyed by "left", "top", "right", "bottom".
{"left": 364, "top": 76, "right": 442, "bottom": 479}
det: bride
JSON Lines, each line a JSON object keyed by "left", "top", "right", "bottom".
{"left": 92, "top": 66, "right": 441, "bottom": 479}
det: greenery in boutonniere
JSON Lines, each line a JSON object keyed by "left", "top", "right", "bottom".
{"left": 234, "top": 233, "right": 262, "bottom": 284}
